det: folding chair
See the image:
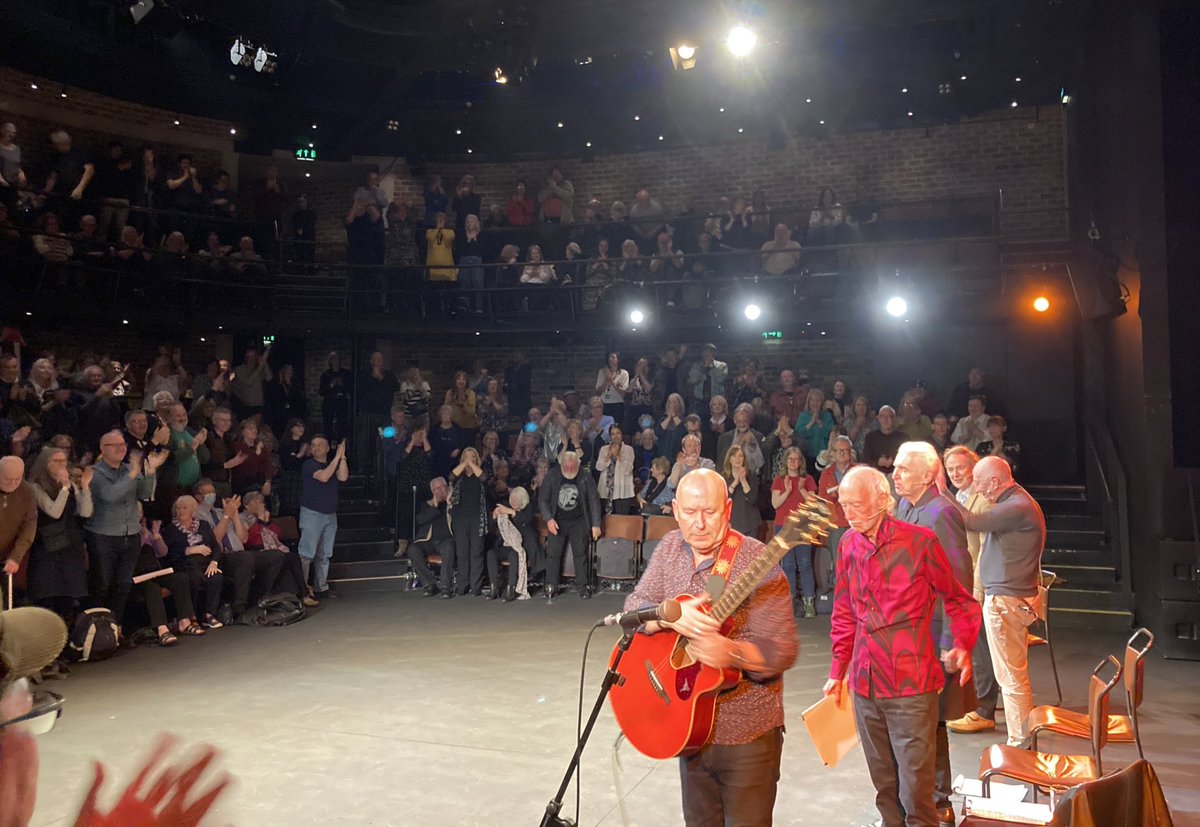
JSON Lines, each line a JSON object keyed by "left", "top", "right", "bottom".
{"left": 641, "top": 514, "right": 679, "bottom": 566}
{"left": 595, "top": 514, "right": 644, "bottom": 584}
{"left": 1027, "top": 569, "right": 1063, "bottom": 706}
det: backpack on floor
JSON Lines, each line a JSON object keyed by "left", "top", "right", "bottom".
{"left": 256, "top": 593, "right": 306, "bottom": 626}
{"left": 68, "top": 608, "right": 121, "bottom": 662}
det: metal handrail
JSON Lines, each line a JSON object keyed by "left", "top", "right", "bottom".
{"left": 1084, "top": 412, "right": 1132, "bottom": 593}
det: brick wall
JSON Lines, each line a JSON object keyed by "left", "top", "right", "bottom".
{"left": 0, "top": 67, "right": 237, "bottom": 187}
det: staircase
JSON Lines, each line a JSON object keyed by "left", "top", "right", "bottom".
{"left": 327, "top": 475, "right": 413, "bottom": 590}
{"left": 1027, "top": 483, "right": 1135, "bottom": 631}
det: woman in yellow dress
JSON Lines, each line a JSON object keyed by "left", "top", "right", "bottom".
{"left": 424, "top": 210, "right": 457, "bottom": 314}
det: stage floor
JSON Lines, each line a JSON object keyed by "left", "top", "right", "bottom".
{"left": 27, "top": 587, "right": 1200, "bottom": 826}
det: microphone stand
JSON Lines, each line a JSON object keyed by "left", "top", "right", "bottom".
{"left": 538, "top": 628, "right": 635, "bottom": 827}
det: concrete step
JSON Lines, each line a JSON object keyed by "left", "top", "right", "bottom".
{"left": 329, "top": 556, "right": 413, "bottom": 583}
{"left": 1042, "top": 546, "right": 1115, "bottom": 568}
{"left": 336, "top": 525, "right": 396, "bottom": 543}
{"left": 1045, "top": 529, "right": 1106, "bottom": 551}
{"left": 1047, "top": 584, "right": 1135, "bottom": 631}
{"left": 1046, "top": 563, "right": 1119, "bottom": 589}
{"left": 332, "top": 539, "right": 396, "bottom": 562}
{"left": 1026, "top": 484, "right": 1086, "bottom": 497}
{"left": 1045, "top": 513, "right": 1102, "bottom": 530}
{"left": 338, "top": 497, "right": 379, "bottom": 513}
{"left": 337, "top": 510, "right": 388, "bottom": 529}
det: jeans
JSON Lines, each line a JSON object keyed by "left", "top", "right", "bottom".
{"left": 679, "top": 726, "right": 783, "bottom": 826}
{"left": 854, "top": 687, "right": 940, "bottom": 827}
{"left": 984, "top": 593, "right": 1038, "bottom": 745}
{"left": 298, "top": 508, "right": 338, "bottom": 593}
{"left": 775, "top": 526, "right": 814, "bottom": 600}
{"left": 86, "top": 532, "right": 141, "bottom": 630}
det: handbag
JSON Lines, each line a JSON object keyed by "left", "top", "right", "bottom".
{"left": 40, "top": 520, "right": 71, "bottom": 553}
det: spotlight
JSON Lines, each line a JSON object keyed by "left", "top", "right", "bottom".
{"left": 129, "top": 0, "right": 154, "bottom": 25}
{"left": 669, "top": 43, "right": 699, "bottom": 71}
{"left": 629, "top": 309, "right": 645, "bottom": 325}
{"left": 885, "top": 296, "right": 908, "bottom": 317}
{"left": 229, "top": 128, "right": 237, "bottom": 135}
{"left": 1033, "top": 295, "right": 1050, "bottom": 313}
{"left": 386, "top": 120, "right": 399, "bottom": 131}
{"left": 743, "top": 303, "right": 762, "bottom": 321}
{"left": 726, "top": 25, "right": 757, "bottom": 57}
{"left": 494, "top": 67, "right": 509, "bottom": 85}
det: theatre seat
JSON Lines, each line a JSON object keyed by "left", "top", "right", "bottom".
{"left": 979, "top": 655, "right": 1121, "bottom": 803}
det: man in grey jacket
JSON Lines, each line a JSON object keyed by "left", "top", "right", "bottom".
{"left": 939, "top": 455, "right": 1045, "bottom": 746}
{"left": 537, "top": 451, "right": 601, "bottom": 600}
{"left": 87, "top": 430, "right": 167, "bottom": 640}
{"left": 894, "top": 442, "right": 975, "bottom": 827}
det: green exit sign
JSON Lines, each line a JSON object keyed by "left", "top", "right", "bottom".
{"left": 762, "top": 330, "right": 782, "bottom": 340}
{"left": 295, "top": 148, "right": 317, "bottom": 162}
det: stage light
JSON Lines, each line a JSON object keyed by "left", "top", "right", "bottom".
{"left": 960, "top": 74, "right": 967, "bottom": 81}
{"left": 174, "top": 120, "right": 180, "bottom": 126}
{"left": 726, "top": 25, "right": 757, "bottom": 57}
{"left": 229, "top": 128, "right": 237, "bottom": 135}
{"left": 886, "top": 296, "right": 908, "bottom": 317}
{"left": 467, "top": 148, "right": 473, "bottom": 154}
{"left": 312, "top": 123, "right": 318, "bottom": 129}
{"left": 455, "top": 128, "right": 462, "bottom": 135}
{"left": 1015, "top": 76, "right": 1022, "bottom": 82}
{"left": 585, "top": 141, "right": 592, "bottom": 147}
{"left": 386, "top": 120, "right": 399, "bottom": 131}
{"left": 1011, "top": 100, "right": 1019, "bottom": 108}
{"left": 658, "top": 135, "right": 664, "bottom": 141}
{"left": 29, "top": 84, "right": 37, "bottom": 90}
{"left": 494, "top": 67, "right": 509, "bottom": 85}
{"left": 557, "top": 121, "right": 564, "bottom": 128}
{"left": 719, "top": 107, "right": 725, "bottom": 112}
{"left": 805, "top": 98, "right": 811, "bottom": 103}
{"left": 738, "top": 127, "right": 744, "bottom": 133}
{"left": 633, "top": 115, "right": 640, "bottom": 121}
{"left": 129, "top": 0, "right": 154, "bottom": 25}
{"left": 629, "top": 309, "right": 645, "bottom": 325}
{"left": 744, "top": 303, "right": 762, "bottom": 321}
{"left": 669, "top": 43, "right": 699, "bottom": 71}
{"left": 901, "top": 87, "right": 908, "bottom": 93}
{"left": 1033, "top": 295, "right": 1050, "bottom": 313}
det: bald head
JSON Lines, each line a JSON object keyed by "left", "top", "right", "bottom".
{"left": 674, "top": 468, "right": 732, "bottom": 556}
{"left": 973, "top": 456, "right": 1015, "bottom": 503}
{"left": 839, "top": 466, "right": 894, "bottom": 536}
{"left": 0, "top": 456, "right": 24, "bottom": 494}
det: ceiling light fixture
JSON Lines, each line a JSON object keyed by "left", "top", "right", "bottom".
{"left": 455, "top": 128, "right": 462, "bottom": 135}
{"left": 494, "top": 67, "right": 509, "bottom": 85}
{"left": 658, "top": 134, "right": 664, "bottom": 141}
{"left": 726, "top": 25, "right": 757, "bottom": 57}
{"left": 669, "top": 43, "right": 699, "bottom": 71}
{"left": 229, "top": 128, "right": 237, "bottom": 135}
{"left": 585, "top": 141, "right": 592, "bottom": 147}
{"left": 633, "top": 115, "right": 640, "bottom": 121}
{"left": 557, "top": 121, "right": 564, "bottom": 128}
{"left": 29, "top": 84, "right": 37, "bottom": 90}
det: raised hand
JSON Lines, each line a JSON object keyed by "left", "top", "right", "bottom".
{"left": 145, "top": 451, "right": 168, "bottom": 473}
{"left": 72, "top": 734, "right": 232, "bottom": 827}
{"left": 81, "top": 465, "right": 94, "bottom": 489}
{"left": 152, "top": 425, "right": 170, "bottom": 446}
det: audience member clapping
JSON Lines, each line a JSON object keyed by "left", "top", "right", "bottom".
{"left": 595, "top": 424, "right": 635, "bottom": 514}
{"left": 228, "top": 418, "right": 274, "bottom": 498}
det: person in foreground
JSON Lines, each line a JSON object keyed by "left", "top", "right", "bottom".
{"left": 625, "top": 468, "right": 797, "bottom": 826}
{"left": 823, "top": 466, "right": 980, "bottom": 827}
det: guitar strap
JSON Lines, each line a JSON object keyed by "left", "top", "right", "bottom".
{"left": 702, "top": 530, "right": 744, "bottom": 602}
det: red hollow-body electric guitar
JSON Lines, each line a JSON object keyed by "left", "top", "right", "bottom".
{"left": 608, "top": 498, "right": 835, "bottom": 760}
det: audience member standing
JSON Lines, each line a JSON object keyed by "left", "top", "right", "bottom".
{"left": 299, "top": 436, "right": 348, "bottom": 599}
{"left": 595, "top": 425, "right": 635, "bottom": 515}
{"left": 319, "top": 352, "right": 353, "bottom": 443}
{"left": 940, "top": 456, "right": 1045, "bottom": 748}
{"left": 264, "top": 365, "right": 308, "bottom": 440}
{"left": 793, "top": 388, "right": 836, "bottom": 468}
{"left": 0, "top": 457, "right": 36, "bottom": 588}
{"left": 771, "top": 447, "right": 818, "bottom": 617}
{"left": 450, "top": 448, "right": 488, "bottom": 596}
{"left": 724, "top": 444, "right": 760, "bottom": 536}
{"left": 86, "top": 432, "right": 166, "bottom": 641}
{"left": 77, "top": 366, "right": 126, "bottom": 454}
{"left": 229, "top": 345, "right": 273, "bottom": 421}
{"left": 228, "top": 419, "right": 275, "bottom": 499}
{"left": 43, "top": 130, "right": 95, "bottom": 228}
{"left": 0, "top": 122, "right": 27, "bottom": 213}
{"left": 356, "top": 351, "right": 399, "bottom": 470}
{"left": 863, "top": 405, "right": 905, "bottom": 473}
{"left": 595, "top": 352, "right": 629, "bottom": 424}
{"left": 537, "top": 166, "right": 574, "bottom": 256}
{"left": 422, "top": 175, "right": 449, "bottom": 227}
{"left": 444, "top": 371, "right": 479, "bottom": 446}
{"left": 686, "top": 344, "right": 728, "bottom": 415}
{"left": 399, "top": 366, "right": 432, "bottom": 431}
{"left": 538, "top": 451, "right": 601, "bottom": 599}
{"left": 430, "top": 404, "right": 466, "bottom": 480}
{"left": 947, "top": 367, "right": 1006, "bottom": 423}
{"left": 770, "top": 369, "right": 808, "bottom": 429}
{"left": 717, "top": 403, "right": 765, "bottom": 477}
{"left": 816, "top": 435, "right": 856, "bottom": 566}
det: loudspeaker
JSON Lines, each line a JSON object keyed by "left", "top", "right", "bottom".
{"left": 1068, "top": 249, "right": 1127, "bottom": 321}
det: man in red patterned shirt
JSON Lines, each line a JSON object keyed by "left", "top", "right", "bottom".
{"left": 823, "top": 466, "right": 980, "bottom": 827}
{"left": 624, "top": 468, "right": 797, "bottom": 825}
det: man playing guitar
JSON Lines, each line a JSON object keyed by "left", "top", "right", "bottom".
{"left": 622, "top": 468, "right": 797, "bottom": 825}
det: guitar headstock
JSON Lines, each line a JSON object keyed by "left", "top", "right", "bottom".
{"left": 777, "top": 495, "right": 837, "bottom": 549}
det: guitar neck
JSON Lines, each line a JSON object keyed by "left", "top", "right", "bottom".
{"left": 709, "top": 531, "right": 800, "bottom": 623}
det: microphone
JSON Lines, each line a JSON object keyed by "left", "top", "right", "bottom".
{"left": 601, "top": 598, "right": 682, "bottom": 629}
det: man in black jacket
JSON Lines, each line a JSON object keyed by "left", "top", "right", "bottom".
{"left": 537, "top": 451, "right": 601, "bottom": 599}
{"left": 407, "top": 477, "right": 454, "bottom": 597}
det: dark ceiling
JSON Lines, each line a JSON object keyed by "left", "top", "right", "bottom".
{"left": 0, "top": 0, "right": 1083, "bottom": 164}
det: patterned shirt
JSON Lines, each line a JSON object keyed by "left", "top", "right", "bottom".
{"left": 829, "top": 516, "right": 981, "bottom": 698}
{"left": 625, "top": 530, "right": 798, "bottom": 745}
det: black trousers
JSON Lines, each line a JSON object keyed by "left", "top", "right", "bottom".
{"left": 853, "top": 688, "right": 939, "bottom": 827}
{"left": 136, "top": 548, "right": 196, "bottom": 627}
{"left": 217, "top": 550, "right": 264, "bottom": 613}
{"left": 407, "top": 538, "right": 454, "bottom": 589}
{"left": 544, "top": 516, "right": 591, "bottom": 589}
{"left": 453, "top": 519, "right": 485, "bottom": 594}
{"left": 679, "top": 726, "right": 783, "bottom": 826}
{"left": 972, "top": 616, "right": 1000, "bottom": 719}
{"left": 273, "top": 551, "right": 307, "bottom": 598}
{"left": 185, "top": 556, "right": 225, "bottom": 617}
{"left": 86, "top": 532, "right": 141, "bottom": 630}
